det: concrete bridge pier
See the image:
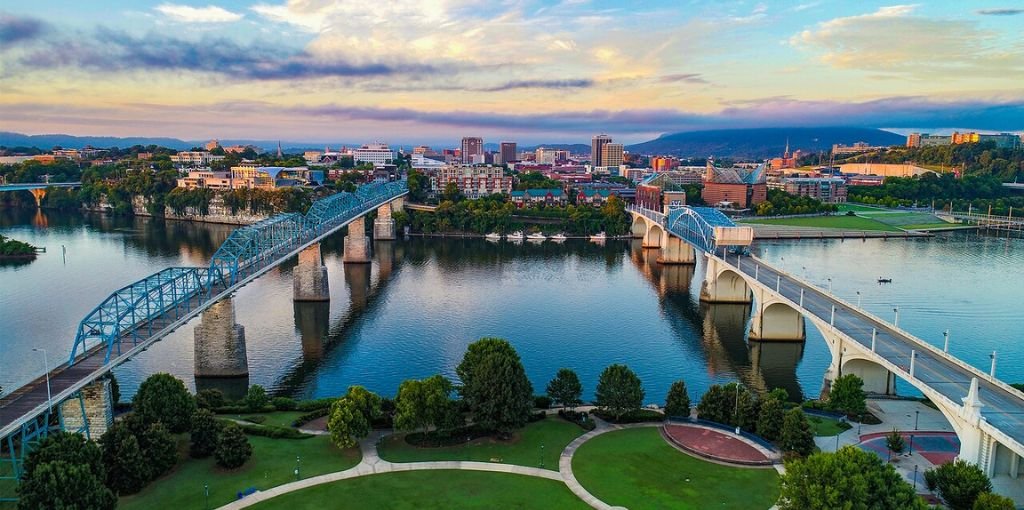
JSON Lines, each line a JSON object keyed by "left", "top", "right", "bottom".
{"left": 294, "top": 243, "right": 330, "bottom": 302}
{"left": 642, "top": 224, "right": 664, "bottom": 249}
{"left": 58, "top": 379, "right": 113, "bottom": 440}
{"left": 294, "top": 301, "right": 331, "bottom": 360}
{"left": 28, "top": 188, "right": 47, "bottom": 208}
{"left": 344, "top": 216, "right": 371, "bottom": 263}
{"left": 374, "top": 201, "right": 397, "bottom": 240}
{"left": 193, "top": 298, "right": 249, "bottom": 378}
{"left": 700, "top": 255, "right": 752, "bottom": 304}
{"left": 749, "top": 287, "right": 805, "bottom": 341}
{"left": 657, "top": 236, "right": 696, "bottom": 265}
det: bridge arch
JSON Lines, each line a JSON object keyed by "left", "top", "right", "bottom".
{"left": 643, "top": 224, "right": 664, "bottom": 249}
{"left": 700, "top": 266, "right": 751, "bottom": 303}
{"left": 750, "top": 301, "right": 805, "bottom": 341}
{"left": 631, "top": 215, "right": 647, "bottom": 238}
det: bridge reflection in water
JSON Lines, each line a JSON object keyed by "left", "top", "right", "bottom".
{"left": 628, "top": 241, "right": 805, "bottom": 402}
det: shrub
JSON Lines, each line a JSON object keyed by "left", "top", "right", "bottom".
{"left": 229, "top": 422, "right": 313, "bottom": 440}
{"left": 195, "top": 389, "right": 226, "bottom": 410}
{"left": 245, "top": 385, "right": 269, "bottom": 411}
{"left": 533, "top": 395, "right": 552, "bottom": 409}
{"left": 296, "top": 398, "right": 339, "bottom": 412}
{"left": 100, "top": 424, "right": 148, "bottom": 495}
{"left": 973, "top": 492, "right": 1015, "bottom": 510}
{"left": 592, "top": 408, "right": 664, "bottom": 424}
{"left": 215, "top": 424, "right": 253, "bottom": 469}
{"left": 272, "top": 396, "right": 297, "bottom": 411}
{"left": 886, "top": 429, "right": 905, "bottom": 454}
{"left": 243, "top": 415, "right": 268, "bottom": 424}
{"left": 190, "top": 409, "right": 221, "bottom": 458}
{"left": 558, "top": 410, "right": 597, "bottom": 431}
{"left": 292, "top": 408, "right": 329, "bottom": 428}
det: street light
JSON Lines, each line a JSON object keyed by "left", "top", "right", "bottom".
{"left": 943, "top": 329, "right": 950, "bottom": 353}
{"left": 295, "top": 455, "right": 301, "bottom": 480}
{"left": 915, "top": 410, "right": 919, "bottom": 431}
{"left": 856, "top": 291, "right": 861, "bottom": 308}
{"left": 893, "top": 306, "right": 899, "bottom": 328}
{"left": 827, "top": 277, "right": 832, "bottom": 293}
{"left": 540, "top": 444, "right": 545, "bottom": 468}
{"left": 204, "top": 484, "right": 209, "bottom": 510}
{"left": 733, "top": 382, "right": 743, "bottom": 435}
{"left": 990, "top": 351, "right": 997, "bottom": 377}
{"left": 32, "top": 348, "right": 51, "bottom": 410}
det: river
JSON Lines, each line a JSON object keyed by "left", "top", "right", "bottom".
{"left": 1, "top": 208, "right": 1021, "bottom": 405}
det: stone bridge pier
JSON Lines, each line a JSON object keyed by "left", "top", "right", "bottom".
{"left": 294, "top": 301, "right": 330, "bottom": 360}
{"left": 374, "top": 197, "right": 403, "bottom": 240}
{"left": 29, "top": 188, "right": 47, "bottom": 208}
{"left": 294, "top": 243, "right": 330, "bottom": 302}
{"left": 344, "top": 216, "right": 371, "bottom": 263}
{"left": 193, "top": 298, "right": 249, "bottom": 378}
{"left": 58, "top": 378, "right": 113, "bottom": 440}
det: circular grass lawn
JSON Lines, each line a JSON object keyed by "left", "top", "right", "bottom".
{"left": 572, "top": 427, "right": 780, "bottom": 510}
{"left": 248, "top": 470, "right": 590, "bottom": 509}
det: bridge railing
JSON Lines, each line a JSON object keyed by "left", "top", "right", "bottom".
{"left": 68, "top": 179, "right": 407, "bottom": 367}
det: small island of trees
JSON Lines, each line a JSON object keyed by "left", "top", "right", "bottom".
{"left": 0, "top": 234, "right": 39, "bottom": 261}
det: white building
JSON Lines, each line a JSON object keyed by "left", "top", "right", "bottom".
{"left": 170, "top": 151, "right": 226, "bottom": 167}
{"left": 431, "top": 165, "right": 513, "bottom": 199}
{"left": 353, "top": 143, "right": 394, "bottom": 166}
{"left": 411, "top": 154, "right": 447, "bottom": 172}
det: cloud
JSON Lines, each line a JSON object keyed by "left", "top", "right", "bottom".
{"left": 0, "top": 12, "right": 45, "bottom": 46}
{"left": 976, "top": 8, "right": 1024, "bottom": 15}
{"left": 154, "top": 4, "right": 243, "bottom": 23}
{"left": 477, "top": 79, "right": 594, "bottom": 92}
{"left": 658, "top": 73, "right": 708, "bottom": 84}
{"left": 15, "top": 26, "right": 436, "bottom": 80}
{"left": 791, "top": 5, "right": 1024, "bottom": 78}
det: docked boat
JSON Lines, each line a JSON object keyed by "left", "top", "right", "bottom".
{"left": 527, "top": 232, "right": 547, "bottom": 241}
{"left": 589, "top": 232, "right": 606, "bottom": 241}
{"left": 877, "top": 277, "right": 893, "bottom": 284}
{"left": 506, "top": 231, "right": 524, "bottom": 241}
{"left": 484, "top": 232, "right": 502, "bottom": 241}
{"left": 550, "top": 233, "right": 567, "bottom": 242}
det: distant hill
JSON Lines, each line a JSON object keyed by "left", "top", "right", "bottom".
{"left": 626, "top": 127, "right": 905, "bottom": 159}
{"left": 0, "top": 132, "right": 358, "bottom": 153}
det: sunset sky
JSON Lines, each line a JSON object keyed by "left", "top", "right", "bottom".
{"left": 1, "top": 1, "right": 1023, "bottom": 145}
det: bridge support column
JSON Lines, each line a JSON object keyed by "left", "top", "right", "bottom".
{"left": 642, "top": 224, "right": 663, "bottom": 249}
{"left": 700, "top": 255, "right": 752, "bottom": 304}
{"left": 749, "top": 288, "right": 805, "bottom": 341}
{"left": 374, "top": 202, "right": 396, "bottom": 240}
{"left": 294, "top": 243, "right": 330, "bottom": 302}
{"left": 344, "top": 216, "right": 371, "bottom": 263}
{"left": 194, "top": 298, "right": 249, "bottom": 378}
{"left": 29, "top": 188, "right": 46, "bottom": 208}
{"left": 58, "top": 379, "right": 113, "bottom": 440}
{"left": 657, "top": 236, "right": 696, "bottom": 265}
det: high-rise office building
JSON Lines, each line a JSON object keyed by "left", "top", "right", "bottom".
{"left": 591, "top": 134, "right": 612, "bottom": 166}
{"left": 461, "top": 137, "right": 484, "bottom": 164}
{"left": 601, "top": 143, "right": 624, "bottom": 168}
{"left": 500, "top": 142, "right": 517, "bottom": 165}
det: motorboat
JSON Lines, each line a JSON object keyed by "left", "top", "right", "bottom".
{"left": 589, "top": 232, "right": 607, "bottom": 241}
{"left": 550, "top": 233, "right": 567, "bottom": 242}
{"left": 484, "top": 232, "right": 502, "bottom": 241}
{"left": 527, "top": 232, "right": 547, "bottom": 241}
{"left": 506, "top": 231, "right": 524, "bottom": 241}
{"left": 877, "top": 277, "right": 893, "bottom": 284}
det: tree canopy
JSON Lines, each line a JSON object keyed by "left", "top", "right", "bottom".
{"left": 779, "top": 446, "right": 926, "bottom": 510}
{"left": 132, "top": 373, "right": 196, "bottom": 432}
{"left": 595, "top": 364, "right": 644, "bottom": 420}
{"left": 456, "top": 337, "right": 534, "bottom": 435}
{"left": 546, "top": 368, "right": 583, "bottom": 410}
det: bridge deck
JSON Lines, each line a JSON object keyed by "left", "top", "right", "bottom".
{"left": 723, "top": 254, "right": 1024, "bottom": 446}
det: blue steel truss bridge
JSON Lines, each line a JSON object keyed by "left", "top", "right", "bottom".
{"left": 0, "top": 180, "right": 407, "bottom": 495}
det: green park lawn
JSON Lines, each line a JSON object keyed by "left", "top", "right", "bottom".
{"left": 119, "top": 433, "right": 359, "bottom": 510}
{"left": 224, "top": 411, "right": 307, "bottom": 428}
{"left": 248, "top": 470, "right": 590, "bottom": 510}
{"left": 378, "top": 417, "right": 583, "bottom": 470}
{"left": 808, "top": 415, "right": 852, "bottom": 437}
{"left": 740, "top": 215, "right": 900, "bottom": 231}
{"left": 572, "top": 427, "right": 780, "bottom": 510}
{"left": 836, "top": 203, "right": 886, "bottom": 213}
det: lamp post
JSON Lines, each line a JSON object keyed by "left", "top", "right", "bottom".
{"left": 204, "top": 483, "right": 209, "bottom": 510}
{"left": 734, "top": 382, "right": 742, "bottom": 435}
{"left": 915, "top": 410, "right": 919, "bottom": 431}
{"left": 827, "top": 277, "right": 832, "bottom": 293}
{"left": 856, "top": 291, "right": 861, "bottom": 308}
{"left": 990, "top": 351, "right": 997, "bottom": 377}
{"left": 295, "top": 455, "right": 301, "bottom": 480}
{"left": 943, "top": 329, "right": 950, "bottom": 353}
{"left": 893, "top": 306, "right": 899, "bottom": 328}
{"left": 32, "top": 348, "right": 51, "bottom": 410}
{"left": 540, "top": 444, "right": 545, "bottom": 468}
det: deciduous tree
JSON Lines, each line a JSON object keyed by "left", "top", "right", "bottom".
{"left": 327, "top": 397, "right": 370, "bottom": 449}
{"left": 190, "top": 409, "right": 221, "bottom": 458}
{"left": 595, "top": 364, "right": 644, "bottom": 421}
{"left": 756, "top": 394, "right": 785, "bottom": 441}
{"left": 828, "top": 374, "right": 867, "bottom": 416}
{"left": 779, "top": 446, "right": 926, "bottom": 510}
{"left": 925, "top": 459, "right": 993, "bottom": 510}
{"left": 215, "top": 423, "right": 252, "bottom": 469}
{"left": 133, "top": 373, "right": 196, "bottom": 432}
{"left": 99, "top": 423, "right": 148, "bottom": 495}
{"left": 546, "top": 368, "right": 583, "bottom": 410}
{"left": 780, "top": 408, "right": 815, "bottom": 457}
{"left": 664, "top": 380, "right": 691, "bottom": 418}
{"left": 457, "top": 338, "right": 533, "bottom": 436}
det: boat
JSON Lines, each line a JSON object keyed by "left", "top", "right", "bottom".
{"left": 484, "top": 232, "right": 502, "bottom": 241}
{"left": 877, "top": 277, "right": 893, "bottom": 284}
{"left": 550, "top": 233, "right": 567, "bottom": 242}
{"left": 527, "top": 232, "right": 547, "bottom": 241}
{"left": 506, "top": 231, "right": 524, "bottom": 241}
{"left": 589, "top": 232, "right": 606, "bottom": 241}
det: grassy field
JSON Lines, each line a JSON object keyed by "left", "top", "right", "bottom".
{"left": 223, "top": 411, "right": 307, "bottom": 428}
{"left": 378, "top": 418, "right": 583, "bottom": 470}
{"left": 808, "top": 415, "right": 852, "bottom": 437}
{"left": 572, "top": 428, "right": 780, "bottom": 510}
{"left": 119, "top": 434, "right": 360, "bottom": 510}
{"left": 248, "top": 470, "right": 590, "bottom": 510}
{"left": 836, "top": 203, "right": 886, "bottom": 213}
{"left": 740, "top": 215, "right": 900, "bottom": 231}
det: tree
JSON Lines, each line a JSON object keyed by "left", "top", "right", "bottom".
{"left": 756, "top": 394, "right": 785, "bottom": 441}
{"left": 925, "top": 459, "right": 993, "bottom": 510}
{"left": 780, "top": 408, "right": 815, "bottom": 457}
{"left": 697, "top": 384, "right": 732, "bottom": 424}
{"left": 215, "top": 423, "right": 252, "bottom": 469}
{"left": 327, "top": 397, "right": 370, "bottom": 449}
{"left": 973, "top": 493, "right": 1015, "bottom": 510}
{"left": 245, "top": 384, "right": 269, "bottom": 411}
{"left": 697, "top": 383, "right": 756, "bottom": 429}
{"left": 195, "top": 388, "right": 225, "bottom": 410}
{"left": 395, "top": 375, "right": 461, "bottom": 434}
{"left": 133, "top": 373, "right": 196, "bottom": 432}
{"left": 190, "top": 409, "right": 221, "bottom": 458}
{"left": 99, "top": 423, "right": 148, "bottom": 495}
{"left": 140, "top": 422, "right": 178, "bottom": 479}
{"left": 828, "top": 374, "right": 867, "bottom": 416}
{"left": 778, "top": 446, "right": 926, "bottom": 510}
{"left": 664, "top": 380, "right": 692, "bottom": 418}
{"left": 456, "top": 338, "right": 534, "bottom": 436}
{"left": 20, "top": 431, "right": 104, "bottom": 482}
{"left": 546, "top": 368, "right": 583, "bottom": 410}
{"left": 595, "top": 364, "right": 644, "bottom": 421}
{"left": 17, "top": 461, "right": 116, "bottom": 510}
{"left": 344, "top": 385, "right": 383, "bottom": 424}
{"left": 886, "top": 428, "right": 905, "bottom": 454}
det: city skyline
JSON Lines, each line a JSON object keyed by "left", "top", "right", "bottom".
{"left": 1, "top": 1, "right": 1023, "bottom": 144}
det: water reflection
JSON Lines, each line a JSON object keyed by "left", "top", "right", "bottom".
{"left": 294, "top": 301, "right": 331, "bottom": 361}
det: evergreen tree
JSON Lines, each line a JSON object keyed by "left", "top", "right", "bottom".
{"left": 99, "top": 423, "right": 148, "bottom": 495}
{"left": 886, "top": 428, "right": 906, "bottom": 454}
{"left": 190, "top": 408, "right": 221, "bottom": 458}
{"left": 141, "top": 422, "right": 178, "bottom": 480}
{"left": 195, "top": 388, "right": 226, "bottom": 410}
{"left": 546, "top": 368, "right": 583, "bottom": 410}
{"left": 664, "top": 380, "right": 691, "bottom": 418}
{"left": 20, "top": 431, "right": 104, "bottom": 482}
{"left": 133, "top": 373, "right": 196, "bottom": 432}
{"left": 17, "top": 461, "right": 116, "bottom": 510}
{"left": 756, "top": 394, "right": 785, "bottom": 441}
{"left": 595, "top": 364, "right": 644, "bottom": 421}
{"left": 215, "top": 424, "right": 252, "bottom": 469}
{"left": 780, "top": 408, "right": 815, "bottom": 457}
{"left": 697, "top": 384, "right": 732, "bottom": 424}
